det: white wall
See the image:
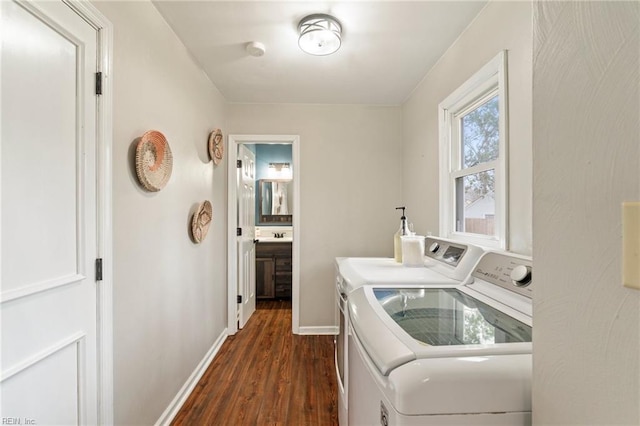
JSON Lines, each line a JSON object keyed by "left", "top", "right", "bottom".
{"left": 92, "top": 2, "right": 228, "bottom": 424}
{"left": 532, "top": 2, "right": 640, "bottom": 424}
{"left": 227, "top": 104, "right": 402, "bottom": 327}
{"left": 402, "top": 1, "right": 533, "bottom": 254}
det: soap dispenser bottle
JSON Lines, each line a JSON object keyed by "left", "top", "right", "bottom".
{"left": 394, "top": 206, "right": 410, "bottom": 263}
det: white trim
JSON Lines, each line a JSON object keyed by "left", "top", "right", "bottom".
{"left": 439, "top": 51, "right": 509, "bottom": 250}
{"left": 0, "top": 273, "right": 85, "bottom": 303}
{"left": 154, "top": 330, "right": 228, "bottom": 426}
{"left": 62, "top": 1, "right": 114, "bottom": 425}
{"left": 297, "top": 326, "right": 339, "bottom": 336}
{"left": 291, "top": 138, "right": 300, "bottom": 334}
{"left": 439, "top": 52, "right": 505, "bottom": 109}
{"left": 227, "top": 135, "right": 301, "bottom": 335}
{"left": 0, "top": 332, "right": 86, "bottom": 382}
{"left": 2, "top": 334, "right": 88, "bottom": 424}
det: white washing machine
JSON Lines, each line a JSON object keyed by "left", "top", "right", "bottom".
{"left": 347, "top": 251, "right": 533, "bottom": 426}
{"left": 335, "top": 237, "right": 485, "bottom": 426}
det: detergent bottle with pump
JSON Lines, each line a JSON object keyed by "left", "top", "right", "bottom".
{"left": 394, "top": 207, "right": 410, "bottom": 262}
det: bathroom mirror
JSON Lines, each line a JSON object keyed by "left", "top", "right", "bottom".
{"left": 258, "top": 179, "right": 293, "bottom": 224}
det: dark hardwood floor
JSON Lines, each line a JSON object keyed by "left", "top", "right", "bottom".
{"left": 171, "top": 300, "right": 339, "bottom": 426}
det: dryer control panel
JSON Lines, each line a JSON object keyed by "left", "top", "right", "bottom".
{"left": 423, "top": 237, "right": 485, "bottom": 283}
{"left": 471, "top": 252, "right": 533, "bottom": 299}
{"left": 424, "top": 237, "right": 468, "bottom": 266}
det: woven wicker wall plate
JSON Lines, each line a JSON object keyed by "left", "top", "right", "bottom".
{"left": 192, "top": 200, "right": 213, "bottom": 243}
{"left": 135, "top": 130, "right": 173, "bottom": 191}
{"left": 208, "top": 129, "right": 224, "bottom": 165}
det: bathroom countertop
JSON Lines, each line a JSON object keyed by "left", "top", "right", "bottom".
{"left": 256, "top": 237, "right": 292, "bottom": 243}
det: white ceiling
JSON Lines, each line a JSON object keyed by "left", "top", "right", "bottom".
{"left": 153, "top": 1, "right": 487, "bottom": 105}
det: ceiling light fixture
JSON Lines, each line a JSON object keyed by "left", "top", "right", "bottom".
{"left": 269, "top": 162, "right": 290, "bottom": 171}
{"left": 298, "top": 13, "right": 342, "bottom": 56}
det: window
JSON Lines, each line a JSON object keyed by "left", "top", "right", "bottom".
{"left": 439, "top": 51, "right": 508, "bottom": 249}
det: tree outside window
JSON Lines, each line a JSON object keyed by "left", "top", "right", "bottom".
{"left": 457, "top": 95, "right": 499, "bottom": 236}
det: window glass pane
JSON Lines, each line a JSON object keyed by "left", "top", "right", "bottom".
{"left": 461, "top": 95, "right": 499, "bottom": 169}
{"left": 455, "top": 169, "right": 495, "bottom": 236}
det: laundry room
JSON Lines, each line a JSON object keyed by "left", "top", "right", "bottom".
{"left": 1, "top": 1, "right": 638, "bottom": 426}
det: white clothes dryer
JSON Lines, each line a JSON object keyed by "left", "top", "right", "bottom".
{"left": 335, "top": 237, "right": 485, "bottom": 426}
{"left": 347, "top": 251, "right": 533, "bottom": 425}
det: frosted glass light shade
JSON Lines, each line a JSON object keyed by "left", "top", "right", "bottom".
{"left": 298, "top": 14, "right": 342, "bottom": 56}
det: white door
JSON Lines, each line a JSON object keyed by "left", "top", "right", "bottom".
{"left": 1, "top": 1, "right": 100, "bottom": 424}
{"left": 237, "top": 145, "right": 256, "bottom": 329}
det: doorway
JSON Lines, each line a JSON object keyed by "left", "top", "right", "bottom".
{"left": 227, "top": 135, "right": 300, "bottom": 335}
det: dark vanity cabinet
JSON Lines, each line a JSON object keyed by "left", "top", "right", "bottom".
{"left": 256, "top": 242, "right": 292, "bottom": 299}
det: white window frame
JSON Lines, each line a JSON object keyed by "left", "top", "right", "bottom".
{"left": 438, "top": 51, "right": 508, "bottom": 249}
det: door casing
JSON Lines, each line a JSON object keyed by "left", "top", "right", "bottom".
{"left": 227, "top": 135, "right": 300, "bottom": 335}
{"left": 60, "top": 1, "right": 114, "bottom": 424}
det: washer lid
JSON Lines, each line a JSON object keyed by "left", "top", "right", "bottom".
{"left": 373, "top": 287, "right": 532, "bottom": 347}
{"left": 348, "top": 285, "right": 532, "bottom": 376}
{"left": 349, "top": 286, "right": 416, "bottom": 375}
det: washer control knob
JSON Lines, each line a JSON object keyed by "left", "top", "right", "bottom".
{"left": 428, "top": 242, "right": 440, "bottom": 253}
{"left": 510, "top": 265, "right": 532, "bottom": 287}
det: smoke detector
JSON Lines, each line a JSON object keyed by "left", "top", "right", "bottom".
{"left": 245, "top": 41, "right": 266, "bottom": 57}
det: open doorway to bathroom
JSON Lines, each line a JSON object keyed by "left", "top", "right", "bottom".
{"left": 227, "top": 135, "right": 300, "bottom": 336}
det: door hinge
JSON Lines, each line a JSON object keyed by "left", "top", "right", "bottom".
{"left": 237, "top": 227, "right": 242, "bottom": 236}
{"left": 237, "top": 160, "right": 242, "bottom": 168}
{"left": 95, "top": 72, "right": 103, "bottom": 95}
{"left": 96, "top": 258, "right": 103, "bottom": 281}
{"left": 237, "top": 295, "right": 242, "bottom": 303}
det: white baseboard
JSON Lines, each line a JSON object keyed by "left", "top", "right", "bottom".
{"left": 155, "top": 329, "right": 228, "bottom": 426}
{"left": 297, "top": 326, "right": 338, "bottom": 335}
